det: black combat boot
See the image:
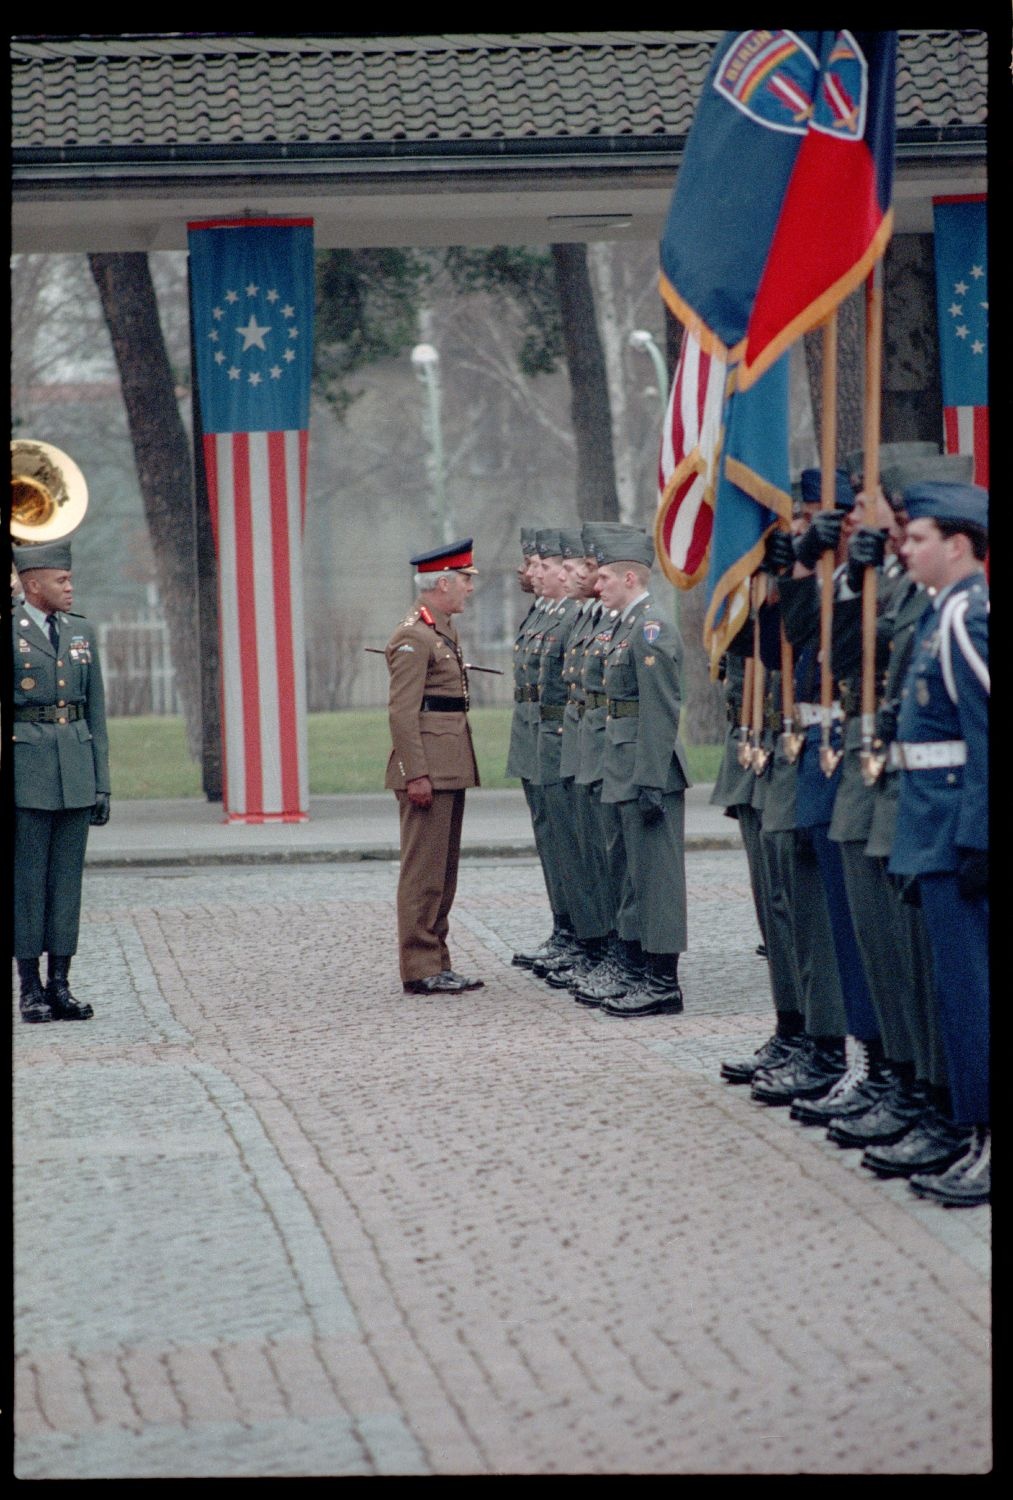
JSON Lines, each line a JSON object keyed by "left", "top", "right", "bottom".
{"left": 546, "top": 935, "right": 607, "bottom": 988}
{"left": 45, "top": 956, "right": 94, "bottom": 1021}
{"left": 512, "top": 914, "right": 573, "bottom": 969}
{"left": 790, "top": 1038, "right": 890, "bottom": 1125}
{"left": 750, "top": 1035, "right": 847, "bottom": 1106}
{"left": 601, "top": 952, "right": 683, "bottom": 1017}
{"left": 909, "top": 1126, "right": 990, "bottom": 1207}
{"left": 861, "top": 1107, "right": 973, "bottom": 1179}
{"left": 573, "top": 938, "right": 644, "bottom": 1006}
{"left": 825, "top": 1069, "right": 930, "bottom": 1147}
{"left": 720, "top": 1011, "right": 805, "bottom": 1084}
{"left": 18, "top": 958, "right": 52, "bottom": 1024}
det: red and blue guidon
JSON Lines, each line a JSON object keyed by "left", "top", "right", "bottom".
{"left": 714, "top": 30, "right": 818, "bottom": 134}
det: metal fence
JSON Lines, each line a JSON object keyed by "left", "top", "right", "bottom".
{"left": 98, "top": 610, "right": 180, "bottom": 717}
{"left": 98, "top": 609, "right": 516, "bottom": 716}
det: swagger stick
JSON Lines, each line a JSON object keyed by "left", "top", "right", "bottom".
{"left": 860, "top": 265, "right": 886, "bottom": 785}
{"left": 818, "top": 312, "right": 842, "bottom": 777}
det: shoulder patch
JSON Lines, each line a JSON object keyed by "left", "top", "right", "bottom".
{"left": 643, "top": 620, "right": 661, "bottom": 643}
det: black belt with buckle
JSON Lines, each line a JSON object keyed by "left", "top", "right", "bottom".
{"left": 421, "top": 695, "right": 467, "bottom": 713}
{"left": 15, "top": 703, "right": 85, "bottom": 724}
{"left": 607, "top": 700, "right": 639, "bottom": 718}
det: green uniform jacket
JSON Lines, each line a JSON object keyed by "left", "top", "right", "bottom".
{"left": 13, "top": 606, "right": 109, "bottom": 809}
{"left": 600, "top": 593, "right": 691, "bottom": 805}
{"left": 505, "top": 596, "right": 543, "bottom": 782}
{"left": 575, "top": 605, "right": 618, "bottom": 787}
{"left": 560, "top": 600, "right": 599, "bottom": 781}
{"left": 534, "top": 597, "right": 578, "bottom": 787}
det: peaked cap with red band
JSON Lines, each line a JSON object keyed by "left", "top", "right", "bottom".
{"left": 410, "top": 537, "right": 479, "bottom": 575}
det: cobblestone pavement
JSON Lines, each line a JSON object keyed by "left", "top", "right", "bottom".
{"left": 13, "top": 851, "right": 991, "bottom": 1476}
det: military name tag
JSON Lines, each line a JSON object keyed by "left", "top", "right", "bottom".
{"left": 21, "top": 677, "right": 35, "bottom": 690}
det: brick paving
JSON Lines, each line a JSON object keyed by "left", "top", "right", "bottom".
{"left": 13, "top": 851, "right": 991, "bottom": 1476}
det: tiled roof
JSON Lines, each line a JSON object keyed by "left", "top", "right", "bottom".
{"left": 11, "top": 31, "right": 987, "bottom": 156}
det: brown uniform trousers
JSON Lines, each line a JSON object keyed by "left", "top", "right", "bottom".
{"left": 384, "top": 601, "right": 479, "bottom": 982}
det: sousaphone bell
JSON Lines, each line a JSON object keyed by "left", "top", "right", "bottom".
{"left": 11, "top": 439, "right": 88, "bottom": 588}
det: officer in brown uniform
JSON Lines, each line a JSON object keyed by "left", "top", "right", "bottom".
{"left": 384, "top": 538, "right": 484, "bottom": 995}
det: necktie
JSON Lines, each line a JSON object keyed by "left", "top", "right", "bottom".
{"left": 46, "top": 613, "right": 59, "bottom": 651}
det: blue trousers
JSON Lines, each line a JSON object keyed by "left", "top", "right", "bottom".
{"left": 810, "top": 823, "right": 880, "bottom": 1042}
{"left": 918, "top": 874, "right": 990, "bottom": 1125}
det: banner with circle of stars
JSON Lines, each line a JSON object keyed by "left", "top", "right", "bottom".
{"left": 932, "top": 195, "right": 988, "bottom": 489}
{"left": 188, "top": 217, "right": 315, "bottom": 823}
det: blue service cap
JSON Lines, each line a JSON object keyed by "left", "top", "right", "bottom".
{"left": 800, "top": 468, "right": 855, "bottom": 511}
{"left": 903, "top": 482, "right": 988, "bottom": 531}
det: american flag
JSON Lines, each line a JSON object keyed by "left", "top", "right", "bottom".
{"left": 188, "top": 218, "right": 314, "bottom": 822}
{"left": 654, "top": 331, "right": 727, "bottom": 588}
{"left": 932, "top": 196, "right": 988, "bottom": 488}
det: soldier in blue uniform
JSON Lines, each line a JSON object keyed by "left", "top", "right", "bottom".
{"left": 12, "top": 539, "right": 110, "bottom": 1022}
{"left": 887, "top": 481, "right": 990, "bottom": 1207}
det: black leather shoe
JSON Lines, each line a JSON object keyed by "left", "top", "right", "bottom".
{"left": 790, "top": 1042, "right": 887, "bottom": 1124}
{"left": 532, "top": 936, "right": 583, "bottom": 977}
{"left": 442, "top": 970, "right": 485, "bottom": 991}
{"left": 826, "top": 1076, "right": 930, "bottom": 1147}
{"left": 861, "top": 1110, "right": 972, "bottom": 1179}
{"left": 721, "top": 1031, "right": 801, "bottom": 1085}
{"left": 573, "top": 956, "right": 640, "bottom": 1003}
{"left": 750, "top": 1039, "right": 846, "bottom": 1106}
{"left": 601, "top": 979, "right": 683, "bottom": 1018}
{"left": 404, "top": 971, "right": 478, "bottom": 995}
{"left": 45, "top": 957, "right": 93, "bottom": 1020}
{"left": 909, "top": 1128, "right": 990, "bottom": 1207}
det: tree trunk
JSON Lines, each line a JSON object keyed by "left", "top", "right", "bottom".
{"left": 586, "top": 243, "right": 639, "bottom": 523}
{"left": 88, "top": 252, "right": 202, "bottom": 760}
{"left": 550, "top": 244, "right": 620, "bottom": 521}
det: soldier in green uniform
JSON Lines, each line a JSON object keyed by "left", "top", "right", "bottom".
{"left": 508, "top": 527, "right": 573, "bottom": 968}
{"left": 13, "top": 539, "right": 110, "bottom": 1023}
{"left": 594, "top": 524, "right": 691, "bottom": 1017}
{"left": 541, "top": 527, "right": 614, "bottom": 989}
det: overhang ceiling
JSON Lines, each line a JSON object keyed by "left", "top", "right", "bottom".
{"left": 11, "top": 31, "right": 989, "bottom": 253}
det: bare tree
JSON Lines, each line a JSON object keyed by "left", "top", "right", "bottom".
{"left": 550, "top": 244, "right": 621, "bottom": 522}
{"left": 88, "top": 253, "right": 202, "bottom": 758}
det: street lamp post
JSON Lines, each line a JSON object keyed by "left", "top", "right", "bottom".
{"left": 410, "top": 342, "right": 454, "bottom": 543}
{"left": 628, "top": 328, "right": 670, "bottom": 409}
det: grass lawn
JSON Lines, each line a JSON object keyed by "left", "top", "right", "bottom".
{"left": 107, "top": 711, "right": 724, "bottom": 799}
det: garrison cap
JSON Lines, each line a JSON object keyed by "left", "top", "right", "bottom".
{"left": 520, "top": 526, "right": 539, "bottom": 557}
{"left": 409, "top": 538, "right": 478, "bottom": 574}
{"left": 591, "top": 524, "right": 655, "bottom": 568}
{"left": 845, "top": 440, "right": 939, "bottom": 484}
{"left": 559, "top": 528, "right": 586, "bottom": 559}
{"left": 903, "top": 482, "right": 988, "bottom": 532}
{"left": 535, "top": 527, "right": 563, "bottom": 558}
{"left": 800, "top": 468, "right": 854, "bottom": 510}
{"left": 12, "top": 540, "right": 72, "bottom": 573}
{"left": 881, "top": 452, "right": 974, "bottom": 505}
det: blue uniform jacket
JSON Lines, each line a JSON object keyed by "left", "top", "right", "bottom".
{"left": 888, "top": 572, "right": 988, "bottom": 876}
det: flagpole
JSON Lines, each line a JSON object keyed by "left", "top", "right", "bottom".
{"left": 738, "top": 654, "right": 754, "bottom": 769}
{"left": 860, "top": 265, "right": 886, "bottom": 785}
{"left": 749, "top": 571, "right": 769, "bottom": 773}
{"left": 818, "top": 312, "right": 842, "bottom": 777}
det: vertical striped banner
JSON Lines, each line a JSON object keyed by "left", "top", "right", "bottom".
{"left": 932, "top": 195, "right": 988, "bottom": 489}
{"left": 188, "top": 218, "right": 314, "bottom": 822}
